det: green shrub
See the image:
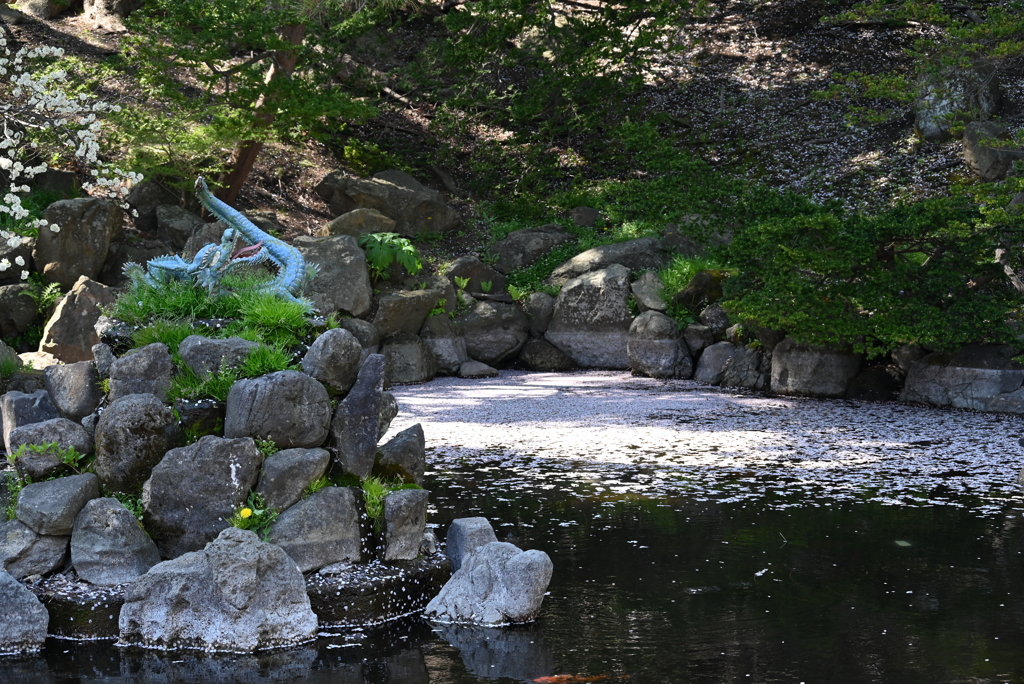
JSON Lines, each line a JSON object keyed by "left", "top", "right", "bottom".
{"left": 721, "top": 197, "right": 1017, "bottom": 357}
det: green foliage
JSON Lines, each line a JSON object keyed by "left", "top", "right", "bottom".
{"left": 427, "top": 298, "right": 448, "bottom": 317}
{"left": 20, "top": 279, "right": 64, "bottom": 313}
{"left": 255, "top": 438, "right": 278, "bottom": 459}
{"left": 109, "top": 491, "right": 145, "bottom": 522}
{"left": 820, "top": 1, "right": 1024, "bottom": 128}
{"left": 453, "top": 276, "right": 469, "bottom": 291}
{"left": 479, "top": 280, "right": 493, "bottom": 294}
{"left": 302, "top": 475, "right": 331, "bottom": 498}
{"left": 235, "top": 292, "right": 312, "bottom": 349}
{"left": 122, "top": 0, "right": 381, "bottom": 185}
{"left": 361, "top": 475, "right": 421, "bottom": 531}
{"left": 168, "top": 363, "right": 240, "bottom": 404}
{"left": 4, "top": 473, "right": 26, "bottom": 522}
{"left": 424, "top": 0, "right": 695, "bottom": 137}
{"left": 8, "top": 442, "right": 92, "bottom": 475}
{"left": 99, "top": 378, "right": 111, "bottom": 395}
{"left": 659, "top": 254, "right": 728, "bottom": 325}
{"left": 722, "top": 196, "right": 1018, "bottom": 357}
{"left": 358, "top": 233, "right": 423, "bottom": 281}
{"left": 133, "top": 319, "right": 195, "bottom": 355}
{"left": 240, "top": 343, "right": 297, "bottom": 377}
{"left": 0, "top": 353, "right": 20, "bottom": 378}
{"left": 229, "top": 491, "right": 278, "bottom": 538}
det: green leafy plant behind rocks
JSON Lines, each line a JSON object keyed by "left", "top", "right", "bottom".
{"left": 358, "top": 233, "right": 423, "bottom": 281}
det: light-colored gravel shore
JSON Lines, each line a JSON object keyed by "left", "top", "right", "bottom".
{"left": 386, "top": 370, "right": 1024, "bottom": 515}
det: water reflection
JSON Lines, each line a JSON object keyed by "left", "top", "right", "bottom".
{"left": 435, "top": 624, "right": 553, "bottom": 682}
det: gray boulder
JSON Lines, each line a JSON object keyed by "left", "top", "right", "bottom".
{"left": 424, "top": 541, "right": 553, "bottom": 625}
{"left": 178, "top": 335, "right": 257, "bottom": 379}
{"left": 124, "top": 180, "right": 178, "bottom": 233}
{"left": 486, "top": 224, "right": 574, "bottom": 274}
{"left": 92, "top": 343, "right": 116, "bottom": 379}
{"left": 82, "top": 0, "right": 143, "bottom": 31}
{"left": 373, "top": 289, "right": 440, "bottom": 338}
{"left": 443, "top": 256, "right": 506, "bottom": 296}
{"left": 379, "top": 391, "right": 398, "bottom": 439}
{"left": 627, "top": 311, "right": 693, "bottom": 379}
{"left": 71, "top": 497, "right": 161, "bottom": 586}
{"left": 143, "top": 435, "right": 262, "bottom": 559}
{"left": 301, "top": 328, "right": 363, "bottom": 395}
{"left": 682, "top": 324, "right": 715, "bottom": 357}
{"left": 0, "top": 520, "right": 68, "bottom": 579}
{"left": 224, "top": 371, "right": 331, "bottom": 449}
{"left": 39, "top": 276, "right": 117, "bottom": 363}
{"left": 525, "top": 292, "right": 555, "bottom": 338}
{"left": 293, "top": 235, "right": 373, "bottom": 318}
{"left": 33, "top": 197, "right": 122, "bottom": 288}
{"left": 445, "top": 517, "right": 497, "bottom": 572}
{"left": 771, "top": 338, "right": 863, "bottom": 398}
{"left": 119, "top": 527, "right": 318, "bottom": 652}
{"left": 330, "top": 354, "right": 385, "bottom": 478}
{"left": 693, "top": 341, "right": 738, "bottom": 386}
{"left": 721, "top": 345, "right": 767, "bottom": 390}
{"left": 321, "top": 207, "right": 396, "bottom": 237}
{"left": 374, "top": 424, "right": 425, "bottom": 485}
{"left": 900, "top": 349, "right": 1024, "bottom": 412}
{"left": 383, "top": 333, "right": 438, "bottom": 384}
{"left": 182, "top": 220, "right": 227, "bottom": 260}
{"left": 0, "top": 284, "right": 36, "bottom": 339}
{"left": 546, "top": 237, "right": 665, "bottom": 287}
{"left": 383, "top": 488, "right": 429, "bottom": 561}
{"left": 674, "top": 269, "right": 726, "bottom": 314}
{"left": 631, "top": 271, "right": 667, "bottom": 312}
{"left": 256, "top": 448, "right": 331, "bottom": 512}
{"left": 267, "top": 486, "right": 362, "bottom": 572}
{"left": 44, "top": 361, "right": 102, "bottom": 421}
{"left": 1, "top": 389, "right": 60, "bottom": 454}
{"left": 17, "top": 473, "right": 100, "bottom": 537}
{"left": 915, "top": 63, "right": 1001, "bottom": 142}
{"left": 338, "top": 318, "right": 381, "bottom": 365}
{"left": 420, "top": 315, "right": 468, "bottom": 376}
{"left": 459, "top": 360, "right": 499, "bottom": 378}
{"left": 0, "top": 570, "right": 48, "bottom": 653}
{"left": 518, "top": 339, "right": 577, "bottom": 372}
{"left": 108, "top": 342, "right": 174, "bottom": 402}
{"left": 94, "top": 393, "right": 175, "bottom": 494}
{"left": 99, "top": 236, "right": 173, "bottom": 287}
{"left": 457, "top": 301, "right": 530, "bottom": 366}
{"left": 155, "top": 204, "right": 204, "bottom": 250}
{"left": 545, "top": 264, "right": 632, "bottom": 369}
{"left": 571, "top": 206, "right": 600, "bottom": 227}
{"left": 964, "top": 121, "right": 1024, "bottom": 182}
{"left": 699, "top": 303, "right": 731, "bottom": 341}
{"left": 314, "top": 172, "right": 460, "bottom": 237}
{"left": 892, "top": 344, "right": 928, "bottom": 373}
{"left": 8, "top": 418, "right": 92, "bottom": 480}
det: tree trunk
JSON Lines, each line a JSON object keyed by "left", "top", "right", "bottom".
{"left": 216, "top": 23, "right": 306, "bottom": 205}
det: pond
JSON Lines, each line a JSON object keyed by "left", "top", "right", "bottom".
{"left": 9, "top": 373, "right": 1024, "bottom": 683}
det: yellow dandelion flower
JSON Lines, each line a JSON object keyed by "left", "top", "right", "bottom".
{"left": 240, "top": 508, "right": 253, "bottom": 519}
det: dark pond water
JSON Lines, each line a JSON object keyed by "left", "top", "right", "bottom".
{"left": 6, "top": 462, "right": 1024, "bottom": 684}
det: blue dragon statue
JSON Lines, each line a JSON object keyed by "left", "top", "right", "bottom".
{"left": 123, "top": 177, "right": 318, "bottom": 312}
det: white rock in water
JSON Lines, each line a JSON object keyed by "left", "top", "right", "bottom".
{"left": 425, "top": 541, "right": 552, "bottom": 626}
